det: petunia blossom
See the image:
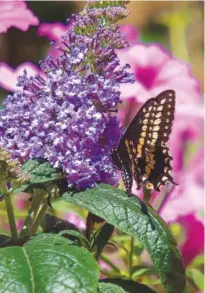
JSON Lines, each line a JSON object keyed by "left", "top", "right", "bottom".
{"left": 65, "top": 212, "right": 86, "bottom": 230}
{"left": 37, "top": 22, "right": 69, "bottom": 41}
{"left": 117, "top": 40, "right": 204, "bottom": 227}
{"left": 0, "top": 62, "right": 42, "bottom": 92}
{"left": 0, "top": 0, "right": 39, "bottom": 34}
{"left": 159, "top": 147, "right": 204, "bottom": 222}
{"left": 118, "top": 44, "right": 201, "bottom": 104}
{"left": 178, "top": 214, "right": 204, "bottom": 265}
{"left": 120, "top": 24, "right": 139, "bottom": 44}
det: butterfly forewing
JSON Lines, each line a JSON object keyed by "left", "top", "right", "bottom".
{"left": 113, "top": 90, "right": 176, "bottom": 192}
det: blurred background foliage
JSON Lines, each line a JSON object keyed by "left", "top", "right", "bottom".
{"left": 0, "top": 2, "right": 204, "bottom": 293}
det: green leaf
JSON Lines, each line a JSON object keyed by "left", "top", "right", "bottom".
{"left": 188, "top": 268, "right": 204, "bottom": 290}
{"left": 58, "top": 230, "right": 91, "bottom": 250}
{"left": 13, "top": 159, "right": 64, "bottom": 193}
{"left": 28, "top": 232, "right": 73, "bottom": 246}
{"left": 100, "top": 279, "right": 157, "bottom": 293}
{"left": 63, "top": 184, "right": 186, "bottom": 293}
{"left": 0, "top": 234, "right": 99, "bottom": 293}
{"left": 98, "top": 282, "right": 128, "bottom": 293}
{"left": 21, "top": 159, "right": 64, "bottom": 187}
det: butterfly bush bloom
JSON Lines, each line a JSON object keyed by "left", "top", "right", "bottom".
{"left": 0, "top": 1, "right": 134, "bottom": 190}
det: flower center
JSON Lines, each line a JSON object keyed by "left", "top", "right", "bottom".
{"left": 135, "top": 66, "right": 157, "bottom": 89}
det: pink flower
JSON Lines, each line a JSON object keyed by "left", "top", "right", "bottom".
{"left": 118, "top": 44, "right": 201, "bottom": 104}
{"left": 159, "top": 147, "right": 204, "bottom": 222}
{"left": 170, "top": 104, "right": 203, "bottom": 172}
{"left": 117, "top": 42, "right": 204, "bottom": 225}
{"left": 37, "top": 22, "right": 68, "bottom": 41}
{"left": 16, "top": 219, "right": 24, "bottom": 231}
{"left": 0, "top": 0, "right": 39, "bottom": 34}
{"left": 15, "top": 192, "right": 30, "bottom": 210}
{"left": 65, "top": 212, "right": 86, "bottom": 230}
{"left": 120, "top": 24, "right": 139, "bottom": 44}
{"left": 0, "top": 62, "right": 42, "bottom": 92}
{"left": 178, "top": 214, "right": 204, "bottom": 265}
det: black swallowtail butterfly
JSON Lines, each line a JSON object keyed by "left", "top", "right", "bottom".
{"left": 112, "top": 90, "right": 177, "bottom": 193}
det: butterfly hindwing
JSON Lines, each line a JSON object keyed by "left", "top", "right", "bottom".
{"left": 112, "top": 90, "right": 176, "bottom": 192}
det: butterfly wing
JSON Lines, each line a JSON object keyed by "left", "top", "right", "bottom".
{"left": 114, "top": 90, "right": 176, "bottom": 192}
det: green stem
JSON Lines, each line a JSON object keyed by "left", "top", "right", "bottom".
{"left": 4, "top": 194, "right": 18, "bottom": 241}
{"left": 20, "top": 189, "right": 45, "bottom": 237}
{"left": 30, "top": 202, "right": 48, "bottom": 235}
{"left": 129, "top": 236, "right": 134, "bottom": 278}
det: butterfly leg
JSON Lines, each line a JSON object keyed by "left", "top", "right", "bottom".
{"left": 121, "top": 162, "right": 133, "bottom": 195}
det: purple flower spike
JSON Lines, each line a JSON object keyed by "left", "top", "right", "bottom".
{"left": 0, "top": 1, "right": 134, "bottom": 190}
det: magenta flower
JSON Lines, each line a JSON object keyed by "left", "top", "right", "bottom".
{"left": 118, "top": 44, "right": 201, "bottom": 104}
{"left": 170, "top": 104, "right": 203, "bottom": 172}
{"left": 65, "top": 212, "right": 86, "bottom": 230}
{"left": 0, "top": 0, "right": 39, "bottom": 34}
{"left": 117, "top": 40, "right": 204, "bottom": 226}
{"left": 16, "top": 219, "right": 24, "bottom": 231}
{"left": 0, "top": 62, "right": 42, "bottom": 92}
{"left": 15, "top": 192, "right": 30, "bottom": 210}
{"left": 178, "top": 214, "right": 204, "bottom": 265}
{"left": 120, "top": 24, "right": 139, "bottom": 44}
{"left": 160, "top": 147, "right": 204, "bottom": 222}
{"left": 37, "top": 23, "right": 69, "bottom": 41}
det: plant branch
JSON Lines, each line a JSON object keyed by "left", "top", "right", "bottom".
{"left": 129, "top": 236, "right": 134, "bottom": 278}
{"left": 4, "top": 193, "right": 18, "bottom": 241}
{"left": 30, "top": 202, "right": 48, "bottom": 235}
{"left": 20, "top": 189, "right": 46, "bottom": 237}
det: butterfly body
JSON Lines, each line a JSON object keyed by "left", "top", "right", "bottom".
{"left": 112, "top": 90, "right": 176, "bottom": 193}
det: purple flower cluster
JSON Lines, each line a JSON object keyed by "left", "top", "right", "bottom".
{"left": 0, "top": 1, "right": 134, "bottom": 190}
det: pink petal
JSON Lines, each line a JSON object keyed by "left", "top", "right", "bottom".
{"left": 178, "top": 214, "right": 204, "bottom": 265}
{"left": 120, "top": 24, "right": 139, "bottom": 43}
{"left": 160, "top": 150, "right": 204, "bottom": 222}
{"left": 65, "top": 212, "right": 86, "bottom": 230}
{"left": 0, "top": 0, "right": 39, "bottom": 34}
{"left": 118, "top": 42, "right": 202, "bottom": 104}
{"left": 37, "top": 22, "right": 69, "bottom": 41}
{"left": 0, "top": 62, "right": 42, "bottom": 92}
